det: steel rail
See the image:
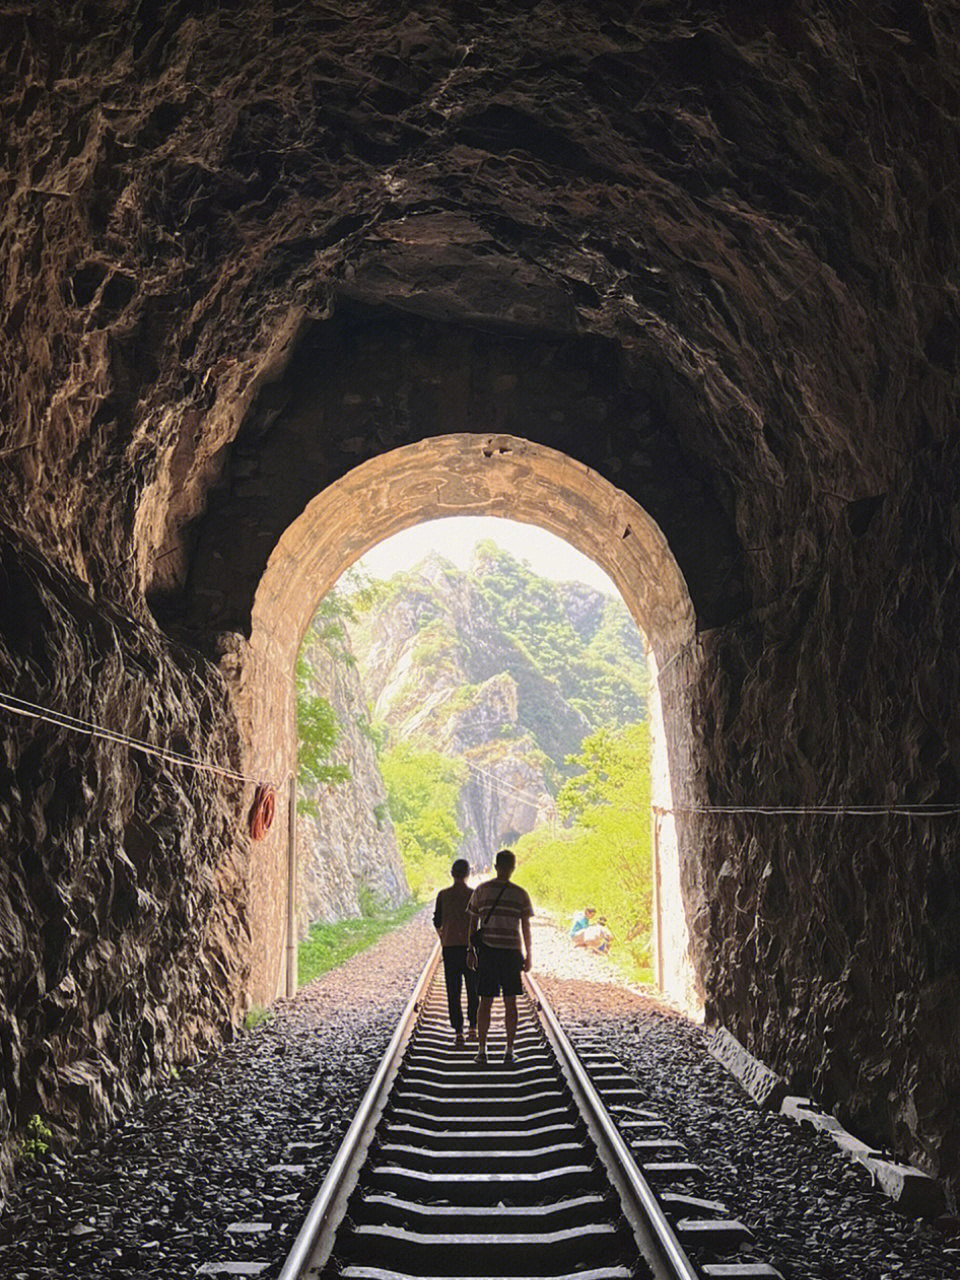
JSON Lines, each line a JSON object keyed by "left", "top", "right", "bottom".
{"left": 277, "top": 940, "right": 442, "bottom": 1280}
{"left": 279, "top": 944, "right": 700, "bottom": 1280}
{"left": 524, "top": 969, "right": 702, "bottom": 1280}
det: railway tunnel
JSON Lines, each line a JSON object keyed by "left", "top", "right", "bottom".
{"left": 1, "top": 0, "right": 959, "bottom": 1218}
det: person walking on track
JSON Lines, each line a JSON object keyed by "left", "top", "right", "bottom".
{"left": 466, "top": 849, "right": 534, "bottom": 1066}
{"left": 433, "top": 858, "right": 479, "bottom": 1046}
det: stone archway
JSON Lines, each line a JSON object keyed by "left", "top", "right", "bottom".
{"left": 237, "top": 433, "right": 703, "bottom": 1009}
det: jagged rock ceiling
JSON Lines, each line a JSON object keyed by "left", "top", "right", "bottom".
{"left": 1, "top": 0, "right": 959, "bottom": 1198}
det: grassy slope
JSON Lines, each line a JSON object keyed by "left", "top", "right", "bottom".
{"left": 298, "top": 900, "right": 424, "bottom": 987}
{"left": 516, "top": 825, "right": 653, "bottom": 985}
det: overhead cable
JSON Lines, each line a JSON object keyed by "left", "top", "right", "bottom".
{"left": 655, "top": 803, "right": 960, "bottom": 817}
{"left": 9, "top": 691, "right": 954, "bottom": 818}
{"left": 462, "top": 758, "right": 541, "bottom": 798}
{"left": 462, "top": 768, "right": 542, "bottom": 808}
{"left": 461, "top": 758, "right": 545, "bottom": 806}
{"left": 0, "top": 691, "right": 265, "bottom": 787}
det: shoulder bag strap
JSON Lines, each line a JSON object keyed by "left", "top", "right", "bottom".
{"left": 482, "top": 882, "right": 510, "bottom": 927}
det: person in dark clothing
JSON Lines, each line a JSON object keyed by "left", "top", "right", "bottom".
{"left": 433, "top": 858, "right": 479, "bottom": 1046}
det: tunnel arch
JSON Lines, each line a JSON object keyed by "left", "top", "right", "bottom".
{"left": 238, "top": 433, "right": 704, "bottom": 1009}
{"left": 152, "top": 308, "right": 750, "bottom": 642}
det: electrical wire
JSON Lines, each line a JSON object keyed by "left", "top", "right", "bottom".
{"left": 461, "top": 759, "right": 546, "bottom": 806}
{"left": 462, "top": 758, "right": 541, "bottom": 798}
{"left": 7, "top": 690, "right": 955, "bottom": 818}
{"left": 0, "top": 691, "right": 267, "bottom": 787}
{"left": 655, "top": 803, "right": 960, "bottom": 818}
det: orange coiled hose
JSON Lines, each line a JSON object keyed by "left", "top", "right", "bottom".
{"left": 249, "top": 783, "right": 276, "bottom": 840}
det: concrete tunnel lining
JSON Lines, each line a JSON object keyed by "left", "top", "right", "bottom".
{"left": 239, "top": 433, "right": 702, "bottom": 1012}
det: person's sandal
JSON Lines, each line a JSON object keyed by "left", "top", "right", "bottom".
{"left": 503, "top": 1051, "right": 515, "bottom": 1066}
{"left": 474, "top": 1051, "right": 486, "bottom": 1065}
{"left": 455, "top": 1032, "right": 465, "bottom": 1047}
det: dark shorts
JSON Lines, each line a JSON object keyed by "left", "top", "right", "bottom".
{"left": 476, "top": 942, "right": 524, "bottom": 998}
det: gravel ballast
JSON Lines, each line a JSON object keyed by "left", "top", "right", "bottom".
{"left": 1, "top": 907, "right": 956, "bottom": 1279}
{"left": 531, "top": 913, "right": 958, "bottom": 1280}
{"left": 0, "top": 912, "right": 437, "bottom": 1279}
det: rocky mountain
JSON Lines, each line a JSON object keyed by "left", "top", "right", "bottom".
{"left": 296, "top": 626, "right": 409, "bottom": 930}
{"left": 347, "top": 545, "right": 648, "bottom": 868}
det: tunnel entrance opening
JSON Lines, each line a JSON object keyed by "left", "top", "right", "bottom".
{"left": 291, "top": 514, "right": 659, "bottom": 988}
{"left": 237, "top": 433, "right": 704, "bottom": 1014}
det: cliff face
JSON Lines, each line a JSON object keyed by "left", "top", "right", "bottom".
{"left": 455, "top": 732, "right": 559, "bottom": 871}
{"left": 349, "top": 555, "right": 573, "bottom": 866}
{"left": 0, "top": 530, "right": 247, "bottom": 1189}
{"left": 1, "top": 0, "right": 959, "bottom": 1199}
{"left": 357, "top": 556, "right": 592, "bottom": 755}
{"left": 296, "top": 631, "right": 408, "bottom": 929}
{"left": 349, "top": 550, "right": 649, "bottom": 869}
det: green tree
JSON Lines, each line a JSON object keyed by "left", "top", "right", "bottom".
{"left": 296, "top": 661, "right": 351, "bottom": 816}
{"left": 558, "top": 722, "right": 650, "bottom": 821}
{"left": 471, "top": 541, "right": 648, "bottom": 734}
{"left": 515, "top": 722, "right": 653, "bottom": 981}
{"left": 306, "top": 588, "right": 357, "bottom": 665}
{"left": 295, "top": 587, "right": 359, "bottom": 816}
{"left": 380, "top": 744, "right": 467, "bottom": 897}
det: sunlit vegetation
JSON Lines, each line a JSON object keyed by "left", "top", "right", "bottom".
{"left": 515, "top": 722, "right": 653, "bottom": 983}
{"left": 296, "top": 592, "right": 355, "bottom": 816}
{"left": 296, "top": 546, "right": 655, "bottom": 985}
{"left": 17, "top": 1114, "right": 53, "bottom": 1164}
{"left": 473, "top": 541, "right": 649, "bottom": 731}
{"left": 379, "top": 744, "right": 467, "bottom": 898}
{"left": 298, "top": 898, "right": 423, "bottom": 986}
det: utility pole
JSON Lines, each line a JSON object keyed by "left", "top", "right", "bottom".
{"left": 286, "top": 773, "right": 298, "bottom": 999}
{"left": 651, "top": 806, "right": 664, "bottom": 991}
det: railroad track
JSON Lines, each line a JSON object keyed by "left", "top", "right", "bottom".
{"left": 278, "top": 944, "right": 782, "bottom": 1280}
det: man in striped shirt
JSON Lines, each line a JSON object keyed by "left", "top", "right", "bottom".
{"left": 466, "top": 849, "right": 534, "bottom": 1065}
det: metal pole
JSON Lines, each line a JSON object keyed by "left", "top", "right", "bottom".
{"left": 651, "top": 807, "right": 663, "bottom": 991}
{"left": 286, "top": 772, "right": 298, "bottom": 999}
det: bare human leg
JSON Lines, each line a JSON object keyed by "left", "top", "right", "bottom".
{"left": 477, "top": 995, "right": 493, "bottom": 1060}
{"left": 503, "top": 995, "right": 518, "bottom": 1057}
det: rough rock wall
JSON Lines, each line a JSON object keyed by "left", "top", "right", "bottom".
{"left": 697, "top": 440, "right": 960, "bottom": 1186}
{"left": 0, "top": 0, "right": 958, "bottom": 1198}
{"left": 296, "top": 630, "right": 408, "bottom": 929}
{"left": 456, "top": 737, "right": 557, "bottom": 873}
{"left": 0, "top": 528, "right": 248, "bottom": 1188}
{"left": 351, "top": 556, "right": 589, "bottom": 766}
{"left": 436, "top": 669, "right": 558, "bottom": 871}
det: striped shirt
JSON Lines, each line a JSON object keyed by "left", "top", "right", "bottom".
{"left": 467, "top": 879, "right": 534, "bottom": 950}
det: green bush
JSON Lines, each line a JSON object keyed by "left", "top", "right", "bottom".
{"left": 18, "top": 1114, "right": 53, "bottom": 1163}
{"left": 357, "top": 884, "right": 387, "bottom": 917}
{"left": 357, "top": 713, "right": 386, "bottom": 751}
{"left": 380, "top": 745, "right": 466, "bottom": 899}
{"left": 515, "top": 722, "right": 653, "bottom": 983}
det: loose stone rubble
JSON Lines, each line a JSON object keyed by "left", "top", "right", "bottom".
{"left": 0, "top": 917, "right": 438, "bottom": 1279}
{"left": 534, "top": 917, "right": 959, "bottom": 1280}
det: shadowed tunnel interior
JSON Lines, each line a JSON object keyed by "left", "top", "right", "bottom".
{"left": 1, "top": 1, "right": 959, "bottom": 1202}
